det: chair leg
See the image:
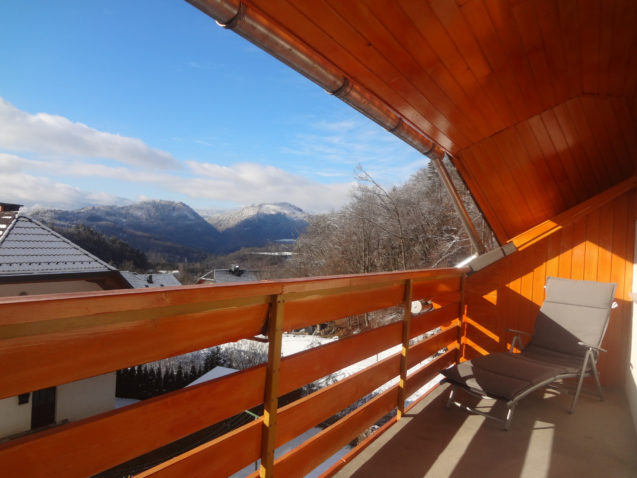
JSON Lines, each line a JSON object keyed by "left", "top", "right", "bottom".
{"left": 446, "top": 384, "right": 456, "bottom": 408}
{"left": 570, "top": 350, "right": 593, "bottom": 414}
{"left": 590, "top": 360, "right": 604, "bottom": 401}
{"left": 504, "top": 403, "right": 516, "bottom": 431}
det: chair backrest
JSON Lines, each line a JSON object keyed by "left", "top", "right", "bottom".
{"left": 530, "top": 277, "right": 617, "bottom": 357}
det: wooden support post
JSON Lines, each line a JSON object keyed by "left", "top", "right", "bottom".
{"left": 260, "top": 295, "right": 285, "bottom": 478}
{"left": 397, "top": 279, "right": 413, "bottom": 419}
{"left": 456, "top": 275, "right": 466, "bottom": 363}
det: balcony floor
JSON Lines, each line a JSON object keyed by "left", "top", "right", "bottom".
{"left": 333, "top": 383, "right": 637, "bottom": 478}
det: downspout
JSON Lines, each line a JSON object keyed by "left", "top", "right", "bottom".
{"left": 186, "top": 0, "right": 445, "bottom": 160}
{"left": 187, "top": 0, "right": 486, "bottom": 252}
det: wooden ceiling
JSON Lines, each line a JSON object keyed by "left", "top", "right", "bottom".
{"left": 193, "top": 0, "right": 637, "bottom": 243}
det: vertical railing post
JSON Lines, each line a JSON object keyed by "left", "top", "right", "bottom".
{"left": 456, "top": 275, "right": 466, "bottom": 363}
{"left": 397, "top": 279, "right": 413, "bottom": 419}
{"left": 260, "top": 294, "right": 285, "bottom": 478}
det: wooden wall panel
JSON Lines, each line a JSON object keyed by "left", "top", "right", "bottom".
{"left": 457, "top": 95, "right": 637, "bottom": 241}
{"left": 464, "top": 188, "right": 636, "bottom": 385}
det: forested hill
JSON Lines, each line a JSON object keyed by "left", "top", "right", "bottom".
{"left": 53, "top": 224, "right": 150, "bottom": 272}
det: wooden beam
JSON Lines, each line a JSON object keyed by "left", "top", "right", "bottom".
{"left": 397, "top": 279, "right": 413, "bottom": 419}
{"left": 260, "top": 295, "right": 285, "bottom": 478}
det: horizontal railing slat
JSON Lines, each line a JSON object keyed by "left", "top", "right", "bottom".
{"left": 0, "top": 304, "right": 269, "bottom": 399}
{"left": 407, "top": 326, "right": 460, "bottom": 369}
{"left": 283, "top": 284, "right": 404, "bottom": 331}
{"left": 271, "top": 387, "right": 400, "bottom": 478}
{"left": 405, "top": 349, "right": 457, "bottom": 398}
{"left": 279, "top": 321, "right": 402, "bottom": 394}
{"left": 0, "top": 365, "right": 266, "bottom": 478}
{"left": 277, "top": 353, "right": 401, "bottom": 448}
{"left": 137, "top": 418, "right": 263, "bottom": 478}
{"left": 410, "top": 303, "right": 459, "bottom": 338}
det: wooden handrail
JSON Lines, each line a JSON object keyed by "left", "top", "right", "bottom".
{"left": 0, "top": 268, "right": 467, "bottom": 477}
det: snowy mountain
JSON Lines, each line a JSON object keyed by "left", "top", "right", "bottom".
{"left": 202, "top": 202, "right": 309, "bottom": 250}
{"left": 205, "top": 202, "right": 308, "bottom": 231}
{"left": 31, "top": 201, "right": 223, "bottom": 261}
{"left": 30, "top": 200, "right": 309, "bottom": 260}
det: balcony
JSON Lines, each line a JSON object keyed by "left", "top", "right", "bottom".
{"left": 1, "top": 234, "right": 636, "bottom": 477}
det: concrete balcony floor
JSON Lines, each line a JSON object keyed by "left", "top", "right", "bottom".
{"left": 333, "top": 383, "right": 637, "bottom": 478}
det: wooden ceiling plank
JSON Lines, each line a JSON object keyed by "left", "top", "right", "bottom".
{"left": 497, "top": 127, "right": 552, "bottom": 222}
{"left": 510, "top": 0, "right": 556, "bottom": 111}
{"left": 455, "top": 145, "right": 513, "bottom": 242}
{"left": 428, "top": 0, "right": 516, "bottom": 128}
{"left": 597, "top": 0, "right": 616, "bottom": 95}
{"left": 483, "top": 0, "right": 543, "bottom": 118}
{"left": 553, "top": 100, "right": 604, "bottom": 195}
{"left": 596, "top": 97, "right": 634, "bottom": 179}
{"left": 458, "top": 0, "right": 530, "bottom": 124}
{"left": 365, "top": 0, "right": 491, "bottom": 142}
{"left": 534, "top": 0, "right": 570, "bottom": 105}
{"left": 476, "top": 135, "right": 537, "bottom": 237}
{"left": 527, "top": 114, "right": 578, "bottom": 207}
{"left": 452, "top": 151, "right": 508, "bottom": 242}
{"left": 398, "top": 0, "right": 506, "bottom": 135}
{"left": 563, "top": 97, "right": 613, "bottom": 192}
{"left": 557, "top": 0, "right": 583, "bottom": 99}
{"left": 578, "top": 96, "right": 628, "bottom": 185}
{"left": 305, "top": 0, "right": 466, "bottom": 149}
{"left": 608, "top": 0, "right": 636, "bottom": 95}
{"left": 514, "top": 119, "right": 569, "bottom": 211}
{"left": 609, "top": 97, "right": 637, "bottom": 166}
{"left": 622, "top": 25, "right": 637, "bottom": 100}
{"left": 540, "top": 108, "right": 590, "bottom": 204}
{"left": 323, "top": 0, "right": 475, "bottom": 146}
{"left": 578, "top": 0, "right": 602, "bottom": 94}
{"left": 251, "top": 0, "right": 456, "bottom": 151}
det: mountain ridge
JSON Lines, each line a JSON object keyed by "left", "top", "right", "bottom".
{"left": 31, "top": 200, "right": 309, "bottom": 260}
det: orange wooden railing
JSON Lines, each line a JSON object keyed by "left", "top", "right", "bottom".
{"left": 0, "top": 268, "right": 466, "bottom": 477}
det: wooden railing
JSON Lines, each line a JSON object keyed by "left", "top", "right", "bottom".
{"left": 0, "top": 268, "right": 467, "bottom": 477}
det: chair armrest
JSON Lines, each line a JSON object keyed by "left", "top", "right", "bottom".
{"left": 506, "top": 328, "right": 531, "bottom": 337}
{"left": 577, "top": 341, "right": 607, "bottom": 353}
{"left": 506, "top": 329, "right": 531, "bottom": 353}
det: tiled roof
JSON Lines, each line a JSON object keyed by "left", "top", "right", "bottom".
{"left": 119, "top": 271, "right": 181, "bottom": 288}
{"left": 0, "top": 212, "right": 115, "bottom": 276}
{"left": 212, "top": 268, "right": 258, "bottom": 283}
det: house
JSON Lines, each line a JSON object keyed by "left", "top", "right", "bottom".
{"left": 197, "top": 264, "right": 259, "bottom": 284}
{"left": 119, "top": 271, "right": 182, "bottom": 289}
{"left": 0, "top": 205, "right": 182, "bottom": 439}
{"left": 1, "top": 2, "right": 636, "bottom": 477}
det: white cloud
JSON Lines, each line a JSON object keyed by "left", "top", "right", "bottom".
{"left": 0, "top": 98, "right": 179, "bottom": 169}
{"left": 2, "top": 152, "right": 353, "bottom": 213}
{"left": 2, "top": 170, "right": 125, "bottom": 210}
{"left": 183, "top": 161, "right": 354, "bottom": 213}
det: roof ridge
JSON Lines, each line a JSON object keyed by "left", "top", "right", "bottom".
{"left": 0, "top": 211, "right": 20, "bottom": 246}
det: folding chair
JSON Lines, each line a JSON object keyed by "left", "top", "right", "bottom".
{"left": 441, "top": 277, "right": 617, "bottom": 430}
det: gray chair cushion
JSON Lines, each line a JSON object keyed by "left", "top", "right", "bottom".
{"left": 442, "top": 353, "right": 567, "bottom": 401}
{"left": 530, "top": 277, "right": 616, "bottom": 356}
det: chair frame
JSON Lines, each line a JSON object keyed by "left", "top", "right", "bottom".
{"left": 444, "top": 277, "right": 615, "bottom": 430}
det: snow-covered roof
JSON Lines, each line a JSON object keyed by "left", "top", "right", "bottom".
{"left": 212, "top": 268, "right": 258, "bottom": 283}
{"left": 187, "top": 366, "right": 237, "bottom": 387}
{"left": 0, "top": 212, "right": 115, "bottom": 276}
{"left": 119, "top": 271, "right": 182, "bottom": 289}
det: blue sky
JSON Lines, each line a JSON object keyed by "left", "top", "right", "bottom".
{"left": 0, "top": 1, "right": 427, "bottom": 213}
